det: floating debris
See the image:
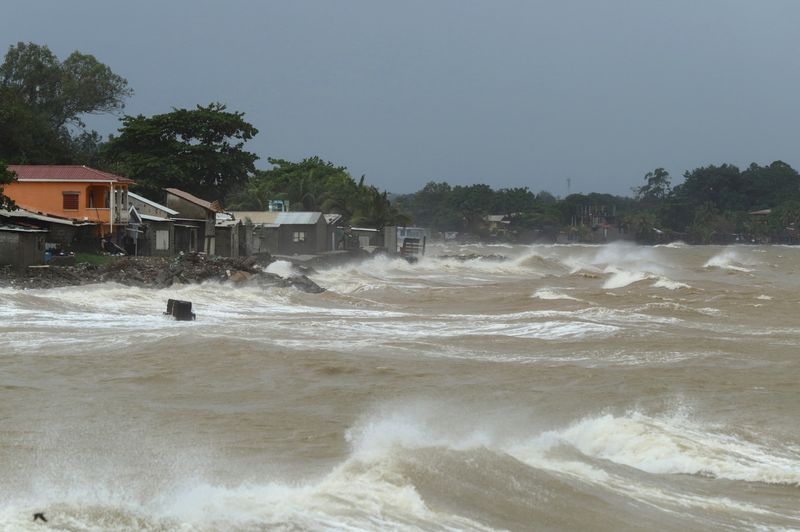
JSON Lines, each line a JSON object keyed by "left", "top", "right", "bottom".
{"left": 165, "top": 299, "right": 196, "bottom": 321}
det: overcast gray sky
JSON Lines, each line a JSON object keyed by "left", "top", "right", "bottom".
{"left": 3, "top": 1, "right": 799, "bottom": 196}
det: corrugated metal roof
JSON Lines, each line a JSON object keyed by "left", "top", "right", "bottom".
{"left": 165, "top": 188, "right": 223, "bottom": 213}
{"left": 215, "top": 219, "right": 241, "bottom": 228}
{"left": 229, "top": 211, "right": 281, "bottom": 225}
{"left": 228, "top": 211, "right": 322, "bottom": 225}
{"left": 0, "top": 223, "right": 47, "bottom": 233}
{"left": 139, "top": 213, "right": 170, "bottom": 222}
{"left": 0, "top": 207, "right": 84, "bottom": 226}
{"left": 128, "top": 191, "right": 179, "bottom": 215}
{"left": 275, "top": 212, "right": 322, "bottom": 225}
{"left": 8, "top": 165, "right": 135, "bottom": 184}
{"left": 324, "top": 213, "right": 343, "bottom": 225}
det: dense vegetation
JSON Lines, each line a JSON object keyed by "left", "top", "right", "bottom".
{"left": 0, "top": 161, "right": 16, "bottom": 210}
{"left": 2, "top": 41, "right": 799, "bottom": 244}
{"left": 226, "top": 157, "right": 409, "bottom": 230}
{"left": 102, "top": 103, "right": 259, "bottom": 200}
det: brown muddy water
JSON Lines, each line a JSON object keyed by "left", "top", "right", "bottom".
{"left": 0, "top": 243, "right": 798, "bottom": 531}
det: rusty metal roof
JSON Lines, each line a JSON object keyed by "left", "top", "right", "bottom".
{"left": 0, "top": 222, "right": 48, "bottom": 233}
{"left": 164, "top": 188, "right": 223, "bottom": 213}
{"left": 8, "top": 165, "right": 135, "bottom": 184}
{"left": 229, "top": 211, "right": 281, "bottom": 225}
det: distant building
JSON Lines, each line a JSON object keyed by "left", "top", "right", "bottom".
{"left": 350, "top": 227, "right": 382, "bottom": 248}
{"left": 231, "top": 211, "right": 333, "bottom": 255}
{"left": 485, "top": 214, "right": 512, "bottom": 230}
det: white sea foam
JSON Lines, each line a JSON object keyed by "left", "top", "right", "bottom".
{"left": 704, "top": 249, "right": 754, "bottom": 272}
{"left": 529, "top": 411, "right": 800, "bottom": 485}
{"left": 264, "top": 259, "right": 299, "bottom": 278}
{"left": 652, "top": 277, "right": 691, "bottom": 290}
{"left": 0, "top": 465, "right": 492, "bottom": 532}
{"left": 602, "top": 268, "right": 650, "bottom": 289}
{"left": 531, "top": 288, "right": 581, "bottom": 301}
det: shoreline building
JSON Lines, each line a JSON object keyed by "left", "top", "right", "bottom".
{"left": 4, "top": 165, "right": 133, "bottom": 238}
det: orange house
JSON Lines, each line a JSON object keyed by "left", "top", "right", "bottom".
{"left": 5, "top": 165, "right": 134, "bottom": 235}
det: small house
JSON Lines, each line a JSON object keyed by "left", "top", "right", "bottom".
{"left": 4, "top": 165, "right": 133, "bottom": 240}
{"left": 164, "top": 188, "right": 223, "bottom": 254}
{"left": 274, "top": 212, "right": 328, "bottom": 255}
{"left": 230, "top": 211, "right": 330, "bottom": 255}
{"left": 215, "top": 213, "right": 241, "bottom": 258}
{"left": 350, "top": 227, "right": 383, "bottom": 249}
{"left": 0, "top": 223, "right": 47, "bottom": 269}
{"left": 0, "top": 207, "right": 94, "bottom": 250}
{"left": 127, "top": 192, "right": 177, "bottom": 256}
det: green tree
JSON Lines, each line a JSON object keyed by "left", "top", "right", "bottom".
{"left": 103, "top": 103, "right": 258, "bottom": 200}
{"left": 226, "top": 156, "right": 409, "bottom": 229}
{"left": 767, "top": 200, "right": 800, "bottom": 238}
{"left": 0, "top": 161, "right": 17, "bottom": 210}
{"left": 493, "top": 187, "right": 536, "bottom": 216}
{"left": 393, "top": 181, "right": 462, "bottom": 231}
{"left": 673, "top": 164, "right": 746, "bottom": 212}
{"left": 449, "top": 184, "right": 493, "bottom": 232}
{"left": 350, "top": 185, "right": 411, "bottom": 230}
{"left": 740, "top": 161, "right": 800, "bottom": 210}
{"left": 0, "top": 42, "right": 132, "bottom": 163}
{"left": 0, "top": 86, "right": 74, "bottom": 163}
{"left": 0, "top": 42, "right": 132, "bottom": 129}
{"left": 634, "top": 168, "right": 671, "bottom": 202}
{"left": 622, "top": 211, "right": 658, "bottom": 242}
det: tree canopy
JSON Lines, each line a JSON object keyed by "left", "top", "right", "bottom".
{"left": 0, "top": 42, "right": 132, "bottom": 164}
{"left": 0, "top": 161, "right": 17, "bottom": 210}
{"left": 634, "top": 168, "right": 671, "bottom": 203}
{"left": 394, "top": 182, "right": 566, "bottom": 235}
{"left": 102, "top": 103, "right": 259, "bottom": 200}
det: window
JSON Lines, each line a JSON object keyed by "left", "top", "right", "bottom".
{"left": 293, "top": 231, "right": 306, "bottom": 243}
{"left": 156, "top": 230, "right": 170, "bottom": 251}
{"left": 63, "top": 192, "right": 79, "bottom": 210}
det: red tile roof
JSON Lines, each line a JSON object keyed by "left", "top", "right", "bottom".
{"left": 7, "top": 165, "right": 135, "bottom": 184}
{"left": 165, "top": 188, "right": 223, "bottom": 212}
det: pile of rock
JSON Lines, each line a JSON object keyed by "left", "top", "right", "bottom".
{"left": 0, "top": 252, "right": 325, "bottom": 293}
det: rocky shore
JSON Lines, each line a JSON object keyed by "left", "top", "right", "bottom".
{"left": 0, "top": 253, "right": 326, "bottom": 293}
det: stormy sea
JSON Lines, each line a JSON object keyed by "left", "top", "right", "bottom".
{"left": 1, "top": 243, "right": 798, "bottom": 531}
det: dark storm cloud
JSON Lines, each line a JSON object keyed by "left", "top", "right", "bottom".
{"left": 3, "top": 0, "right": 799, "bottom": 195}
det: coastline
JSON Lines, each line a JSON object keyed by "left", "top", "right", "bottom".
{"left": 0, "top": 253, "right": 326, "bottom": 293}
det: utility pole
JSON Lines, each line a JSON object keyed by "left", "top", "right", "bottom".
{"left": 566, "top": 178, "right": 571, "bottom": 197}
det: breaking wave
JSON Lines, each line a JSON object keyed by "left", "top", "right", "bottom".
{"left": 531, "top": 288, "right": 582, "bottom": 301}
{"left": 524, "top": 411, "right": 800, "bottom": 485}
{"left": 704, "top": 248, "right": 754, "bottom": 272}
